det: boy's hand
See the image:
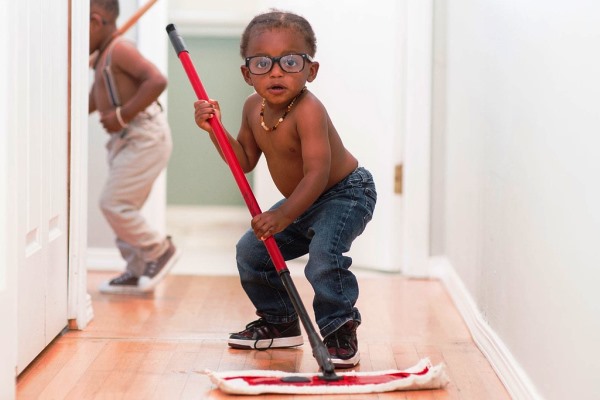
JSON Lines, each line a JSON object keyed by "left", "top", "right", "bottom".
{"left": 251, "top": 209, "right": 292, "bottom": 241}
{"left": 194, "top": 99, "right": 221, "bottom": 132}
{"left": 99, "top": 109, "right": 124, "bottom": 133}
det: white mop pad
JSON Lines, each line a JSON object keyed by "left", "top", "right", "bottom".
{"left": 205, "top": 357, "right": 449, "bottom": 395}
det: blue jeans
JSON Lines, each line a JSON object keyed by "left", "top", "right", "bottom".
{"left": 236, "top": 167, "right": 377, "bottom": 338}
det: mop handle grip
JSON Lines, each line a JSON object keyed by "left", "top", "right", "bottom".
{"left": 166, "top": 24, "right": 288, "bottom": 273}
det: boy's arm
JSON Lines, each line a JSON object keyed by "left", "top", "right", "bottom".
{"left": 111, "top": 41, "right": 167, "bottom": 123}
{"left": 89, "top": 88, "right": 97, "bottom": 114}
{"left": 194, "top": 96, "right": 262, "bottom": 172}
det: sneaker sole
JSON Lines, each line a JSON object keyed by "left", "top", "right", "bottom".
{"left": 330, "top": 351, "right": 360, "bottom": 369}
{"left": 137, "top": 247, "right": 182, "bottom": 292}
{"left": 98, "top": 281, "right": 146, "bottom": 295}
{"left": 228, "top": 336, "right": 304, "bottom": 350}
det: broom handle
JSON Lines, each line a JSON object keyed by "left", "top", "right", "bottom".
{"left": 90, "top": 0, "right": 159, "bottom": 67}
{"left": 166, "top": 24, "right": 338, "bottom": 379}
{"left": 113, "top": 0, "right": 159, "bottom": 39}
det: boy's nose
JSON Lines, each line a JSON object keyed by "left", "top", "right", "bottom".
{"left": 269, "top": 62, "right": 285, "bottom": 76}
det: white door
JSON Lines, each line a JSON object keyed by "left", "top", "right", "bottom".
{"left": 15, "top": 0, "right": 70, "bottom": 373}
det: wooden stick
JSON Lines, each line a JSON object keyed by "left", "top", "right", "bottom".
{"left": 90, "top": 0, "right": 159, "bottom": 67}
{"left": 112, "top": 0, "right": 158, "bottom": 39}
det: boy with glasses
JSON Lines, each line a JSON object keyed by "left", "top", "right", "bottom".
{"left": 194, "top": 10, "right": 377, "bottom": 368}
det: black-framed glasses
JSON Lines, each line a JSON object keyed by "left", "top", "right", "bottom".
{"left": 245, "top": 54, "right": 313, "bottom": 75}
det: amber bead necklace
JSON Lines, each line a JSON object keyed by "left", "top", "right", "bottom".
{"left": 260, "top": 87, "right": 307, "bottom": 132}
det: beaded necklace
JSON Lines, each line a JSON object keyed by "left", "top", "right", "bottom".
{"left": 260, "top": 87, "right": 307, "bottom": 132}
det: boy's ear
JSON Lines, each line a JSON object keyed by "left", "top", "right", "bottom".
{"left": 90, "top": 13, "right": 103, "bottom": 27}
{"left": 306, "top": 61, "right": 319, "bottom": 83}
{"left": 240, "top": 65, "right": 254, "bottom": 86}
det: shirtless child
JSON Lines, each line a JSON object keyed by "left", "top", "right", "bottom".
{"left": 194, "top": 10, "right": 377, "bottom": 368}
{"left": 89, "top": 0, "right": 178, "bottom": 294}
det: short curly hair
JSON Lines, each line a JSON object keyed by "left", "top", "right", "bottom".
{"left": 91, "top": 0, "right": 120, "bottom": 19}
{"left": 240, "top": 9, "right": 317, "bottom": 58}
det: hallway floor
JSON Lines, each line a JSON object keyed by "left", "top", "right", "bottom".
{"left": 16, "top": 271, "right": 510, "bottom": 399}
{"left": 17, "top": 205, "right": 511, "bottom": 399}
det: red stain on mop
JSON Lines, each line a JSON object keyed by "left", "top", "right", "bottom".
{"left": 225, "top": 367, "right": 430, "bottom": 387}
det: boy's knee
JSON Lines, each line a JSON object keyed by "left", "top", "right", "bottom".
{"left": 235, "top": 232, "right": 266, "bottom": 267}
{"left": 99, "top": 195, "right": 112, "bottom": 215}
{"left": 99, "top": 195, "right": 130, "bottom": 221}
{"left": 235, "top": 234, "right": 254, "bottom": 258}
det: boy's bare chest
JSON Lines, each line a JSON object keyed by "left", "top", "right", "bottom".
{"left": 253, "top": 126, "right": 302, "bottom": 159}
{"left": 92, "top": 65, "right": 134, "bottom": 111}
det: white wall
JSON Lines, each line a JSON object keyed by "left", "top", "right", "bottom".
{"left": 436, "top": 1, "right": 600, "bottom": 398}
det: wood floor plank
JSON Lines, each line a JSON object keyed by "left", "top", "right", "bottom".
{"left": 16, "top": 272, "right": 511, "bottom": 399}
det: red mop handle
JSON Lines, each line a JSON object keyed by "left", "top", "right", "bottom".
{"left": 166, "top": 24, "right": 287, "bottom": 273}
{"left": 167, "top": 27, "right": 338, "bottom": 378}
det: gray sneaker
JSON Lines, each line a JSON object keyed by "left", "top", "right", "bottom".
{"left": 99, "top": 271, "right": 143, "bottom": 295}
{"left": 138, "top": 237, "right": 180, "bottom": 292}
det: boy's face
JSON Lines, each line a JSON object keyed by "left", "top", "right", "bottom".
{"left": 241, "top": 28, "right": 319, "bottom": 104}
{"left": 89, "top": 8, "right": 112, "bottom": 54}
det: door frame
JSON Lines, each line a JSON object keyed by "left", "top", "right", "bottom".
{"left": 67, "top": 0, "right": 93, "bottom": 329}
{"left": 402, "top": 0, "right": 434, "bottom": 276}
{"left": 0, "top": 1, "right": 17, "bottom": 397}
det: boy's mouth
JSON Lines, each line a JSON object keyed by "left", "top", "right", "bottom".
{"left": 268, "top": 85, "right": 286, "bottom": 92}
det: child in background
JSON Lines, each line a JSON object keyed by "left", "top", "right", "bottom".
{"left": 194, "top": 10, "right": 377, "bottom": 368}
{"left": 89, "top": 0, "right": 179, "bottom": 294}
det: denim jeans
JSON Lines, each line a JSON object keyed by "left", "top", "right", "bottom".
{"left": 236, "top": 167, "right": 377, "bottom": 338}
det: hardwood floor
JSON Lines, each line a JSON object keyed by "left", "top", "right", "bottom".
{"left": 16, "top": 269, "right": 511, "bottom": 399}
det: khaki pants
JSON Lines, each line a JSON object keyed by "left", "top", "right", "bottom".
{"left": 100, "top": 102, "right": 172, "bottom": 276}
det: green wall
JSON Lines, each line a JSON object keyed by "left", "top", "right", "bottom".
{"left": 166, "top": 36, "right": 254, "bottom": 206}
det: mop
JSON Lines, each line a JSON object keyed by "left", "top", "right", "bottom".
{"left": 166, "top": 24, "right": 449, "bottom": 395}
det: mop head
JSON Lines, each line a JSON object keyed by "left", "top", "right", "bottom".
{"left": 205, "top": 358, "right": 449, "bottom": 395}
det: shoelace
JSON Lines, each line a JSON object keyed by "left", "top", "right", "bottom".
{"left": 242, "top": 319, "right": 277, "bottom": 351}
{"left": 112, "top": 271, "right": 136, "bottom": 284}
{"left": 325, "top": 329, "right": 356, "bottom": 358}
{"left": 145, "top": 261, "right": 158, "bottom": 276}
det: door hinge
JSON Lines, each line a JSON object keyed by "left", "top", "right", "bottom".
{"left": 394, "top": 164, "right": 403, "bottom": 194}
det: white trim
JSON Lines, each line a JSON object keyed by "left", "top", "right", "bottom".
{"left": 429, "top": 257, "right": 543, "bottom": 400}
{"left": 0, "top": 0, "right": 18, "bottom": 396}
{"left": 402, "top": 0, "right": 433, "bottom": 277}
{"left": 87, "top": 247, "right": 127, "bottom": 271}
{"left": 67, "top": 0, "right": 93, "bottom": 330}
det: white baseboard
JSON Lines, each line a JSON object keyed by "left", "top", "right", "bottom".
{"left": 428, "top": 257, "right": 542, "bottom": 400}
{"left": 87, "top": 247, "right": 125, "bottom": 271}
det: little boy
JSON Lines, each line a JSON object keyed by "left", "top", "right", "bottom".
{"left": 89, "top": 0, "right": 179, "bottom": 294}
{"left": 194, "top": 10, "right": 377, "bottom": 368}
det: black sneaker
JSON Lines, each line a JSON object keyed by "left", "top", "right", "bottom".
{"left": 138, "top": 236, "right": 180, "bottom": 292}
{"left": 98, "top": 271, "right": 142, "bottom": 295}
{"left": 324, "top": 320, "right": 360, "bottom": 368}
{"left": 228, "top": 318, "right": 304, "bottom": 350}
